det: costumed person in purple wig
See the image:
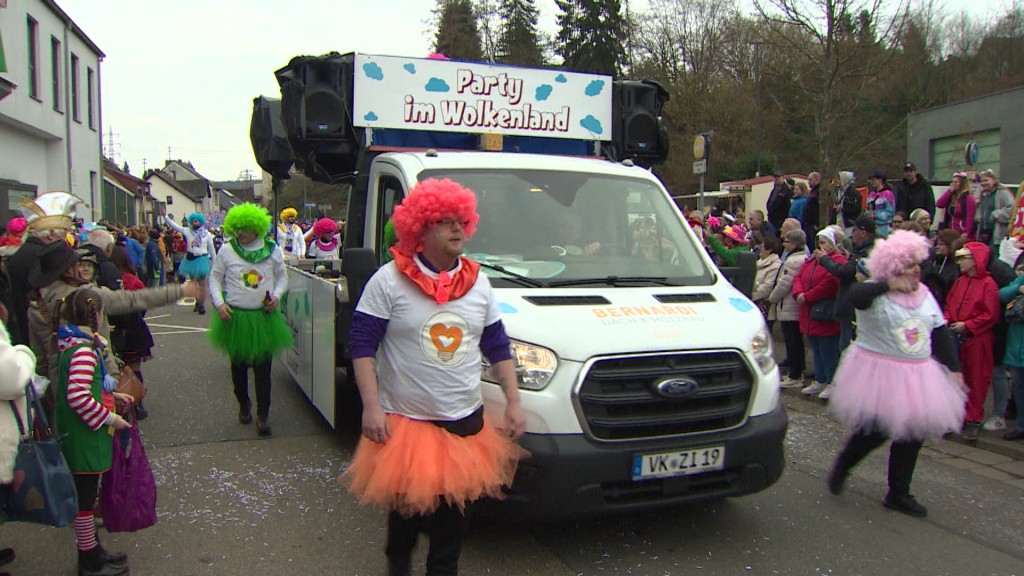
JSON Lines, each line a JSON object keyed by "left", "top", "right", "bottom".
{"left": 826, "top": 230, "right": 966, "bottom": 518}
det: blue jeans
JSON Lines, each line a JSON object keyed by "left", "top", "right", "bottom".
{"left": 1008, "top": 366, "right": 1024, "bottom": 429}
{"left": 809, "top": 334, "right": 841, "bottom": 385}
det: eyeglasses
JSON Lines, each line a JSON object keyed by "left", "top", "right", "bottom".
{"left": 433, "top": 218, "right": 469, "bottom": 229}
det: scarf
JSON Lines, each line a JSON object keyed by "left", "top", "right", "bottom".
{"left": 231, "top": 237, "right": 276, "bottom": 263}
{"left": 390, "top": 247, "right": 480, "bottom": 304}
{"left": 314, "top": 236, "right": 340, "bottom": 253}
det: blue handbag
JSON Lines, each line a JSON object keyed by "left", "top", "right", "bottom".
{"left": 5, "top": 385, "right": 78, "bottom": 527}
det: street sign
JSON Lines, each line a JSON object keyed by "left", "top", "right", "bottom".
{"left": 693, "top": 160, "right": 707, "bottom": 174}
{"left": 965, "top": 142, "right": 980, "bottom": 166}
{"left": 303, "top": 202, "right": 316, "bottom": 207}
{"left": 318, "top": 204, "right": 332, "bottom": 210}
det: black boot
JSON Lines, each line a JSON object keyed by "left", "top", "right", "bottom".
{"left": 77, "top": 546, "right": 129, "bottom": 576}
{"left": 197, "top": 303, "right": 206, "bottom": 315}
{"left": 95, "top": 532, "right": 127, "bottom": 567}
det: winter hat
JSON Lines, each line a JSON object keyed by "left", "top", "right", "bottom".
{"left": 865, "top": 230, "right": 930, "bottom": 282}
{"left": 816, "top": 227, "right": 837, "bottom": 248}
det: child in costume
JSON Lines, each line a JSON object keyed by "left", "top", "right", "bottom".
{"left": 827, "top": 230, "right": 966, "bottom": 518}
{"left": 340, "top": 178, "right": 526, "bottom": 576}
{"left": 208, "top": 203, "right": 291, "bottom": 436}
{"left": 164, "top": 212, "right": 216, "bottom": 314}
{"left": 276, "top": 207, "right": 306, "bottom": 260}
{"left": 54, "top": 288, "right": 134, "bottom": 576}
{"left": 305, "top": 218, "right": 341, "bottom": 259}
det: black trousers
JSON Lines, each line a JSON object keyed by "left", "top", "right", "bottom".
{"left": 835, "top": 427, "right": 923, "bottom": 497}
{"left": 386, "top": 502, "right": 471, "bottom": 576}
{"left": 73, "top": 473, "right": 100, "bottom": 512}
{"left": 780, "top": 320, "right": 805, "bottom": 379}
{"left": 231, "top": 359, "right": 272, "bottom": 420}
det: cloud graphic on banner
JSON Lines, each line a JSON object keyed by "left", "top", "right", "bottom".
{"left": 580, "top": 115, "right": 603, "bottom": 134}
{"left": 403, "top": 63, "right": 417, "bottom": 74}
{"left": 535, "top": 84, "right": 553, "bottom": 101}
{"left": 555, "top": 74, "right": 568, "bottom": 83}
{"left": 425, "top": 78, "right": 450, "bottom": 92}
{"left": 363, "top": 112, "right": 378, "bottom": 122}
{"left": 584, "top": 80, "right": 605, "bottom": 96}
{"left": 362, "top": 62, "right": 384, "bottom": 81}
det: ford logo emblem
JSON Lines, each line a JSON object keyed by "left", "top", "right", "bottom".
{"left": 655, "top": 377, "right": 699, "bottom": 398}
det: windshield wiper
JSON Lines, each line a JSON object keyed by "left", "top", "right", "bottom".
{"left": 547, "top": 276, "right": 675, "bottom": 287}
{"left": 475, "top": 262, "right": 547, "bottom": 288}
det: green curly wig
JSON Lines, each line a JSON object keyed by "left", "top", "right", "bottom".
{"left": 223, "top": 203, "right": 271, "bottom": 237}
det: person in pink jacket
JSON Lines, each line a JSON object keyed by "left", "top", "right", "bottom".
{"left": 936, "top": 172, "right": 976, "bottom": 239}
{"left": 793, "top": 228, "right": 848, "bottom": 399}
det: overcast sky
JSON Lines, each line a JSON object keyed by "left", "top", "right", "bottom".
{"left": 57, "top": 0, "right": 1015, "bottom": 182}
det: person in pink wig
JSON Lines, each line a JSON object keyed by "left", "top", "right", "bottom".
{"left": 305, "top": 218, "right": 341, "bottom": 259}
{"left": 826, "top": 230, "right": 966, "bottom": 518}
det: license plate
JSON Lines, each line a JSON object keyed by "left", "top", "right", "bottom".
{"left": 632, "top": 446, "right": 725, "bottom": 480}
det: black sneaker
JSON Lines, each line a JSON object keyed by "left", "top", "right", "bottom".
{"left": 962, "top": 422, "right": 981, "bottom": 441}
{"left": 883, "top": 493, "right": 928, "bottom": 518}
{"left": 197, "top": 304, "right": 206, "bottom": 315}
{"left": 827, "top": 462, "right": 847, "bottom": 495}
{"left": 1003, "top": 429, "right": 1024, "bottom": 441}
{"left": 238, "top": 402, "right": 252, "bottom": 425}
{"left": 134, "top": 402, "right": 148, "bottom": 421}
{"left": 257, "top": 418, "right": 272, "bottom": 436}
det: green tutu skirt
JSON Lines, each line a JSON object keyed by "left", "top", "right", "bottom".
{"left": 208, "top": 307, "right": 293, "bottom": 363}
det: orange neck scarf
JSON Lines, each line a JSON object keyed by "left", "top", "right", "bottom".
{"left": 390, "top": 247, "right": 480, "bottom": 304}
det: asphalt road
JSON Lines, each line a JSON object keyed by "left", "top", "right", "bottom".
{"left": 1, "top": 301, "right": 1022, "bottom": 575}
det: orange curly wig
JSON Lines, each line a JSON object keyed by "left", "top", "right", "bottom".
{"left": 392, "top": 178, "right": 479, "bottom": 255}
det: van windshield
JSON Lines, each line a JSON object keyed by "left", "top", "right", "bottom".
{"left": 418, "top": 169, "right": 714, "bottom": 287}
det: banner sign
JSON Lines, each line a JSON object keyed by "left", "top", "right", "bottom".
{"left": 352, "top": 54, "right": 612, "bottom": 141}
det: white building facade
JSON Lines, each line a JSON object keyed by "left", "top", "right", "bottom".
{"left": 0, "top": 0, "right": 104, "bottom": 223}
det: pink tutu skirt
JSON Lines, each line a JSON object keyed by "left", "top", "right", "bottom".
{"left": 339, "top": 413, "right": 529, "bottom": 517}
{"left": 829, "top": 345, "right": 967, "bottom": 441}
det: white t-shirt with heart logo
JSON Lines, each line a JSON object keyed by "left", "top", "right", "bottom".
{"left": 853, "top": 286, "right": 946, "bottom": 359}
{"left": 356, "top": 258, "right": 502, "bottom": 420}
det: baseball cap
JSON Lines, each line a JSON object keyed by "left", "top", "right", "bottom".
{"left": 854, "top": 214, "right": 876, "bottom": 234}
{"left": 903, "top": 162, "right": 917, "bottom": 171}
{"left": 869, "top": 170, "right": 886, "bottom": 180}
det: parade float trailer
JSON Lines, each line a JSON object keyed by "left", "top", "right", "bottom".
{"left": 250, "top": 52, "right": 786, "bottom": 519}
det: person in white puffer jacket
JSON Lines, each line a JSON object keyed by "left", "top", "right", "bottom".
{"left": 769, "top": 229, "right": 809, "bottom": 389}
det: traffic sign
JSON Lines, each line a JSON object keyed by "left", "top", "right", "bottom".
{"left": 693, "top": 160, "right": 707, "bottom": 174}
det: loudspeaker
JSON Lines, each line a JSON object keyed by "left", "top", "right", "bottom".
{"left": 611, "top": 80, "right": 670, "bottom": 166}
{"left": 275, "top": 53, "right": 359, "bottom": 183}
{"left": 249, "top": 96, "right": 293, "bottom": 180}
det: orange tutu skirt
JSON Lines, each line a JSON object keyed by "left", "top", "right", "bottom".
{"left": 339, "top": 413, "right": 528, "bottom": 516}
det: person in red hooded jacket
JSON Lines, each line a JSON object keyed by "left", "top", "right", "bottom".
{"left": 793, "top": 228, "right": 848, "bottom": 399}
{"left": 944, "top": 241, "right": 1000, "bottom": 441}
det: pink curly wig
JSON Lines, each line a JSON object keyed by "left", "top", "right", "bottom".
{"left": 392, "top": 178, "right": 479, "bottom": 255}
{"left": 311, "top": 218, "right": 337, "bottom": 238}
{"left": 865, "top": 230, "right": 931, "bottom": 282}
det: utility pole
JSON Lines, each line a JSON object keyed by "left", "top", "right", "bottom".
{"left": 751, "top": 40, "right": 763, "bottom": 178}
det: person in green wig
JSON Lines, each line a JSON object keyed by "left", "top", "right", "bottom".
{"left": 208, "top": 203, "right": 293, "bottom": 436}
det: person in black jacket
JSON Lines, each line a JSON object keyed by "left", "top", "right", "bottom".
{"left": 817, "top": 214, "right": 877, "bottom": 357}
{"left": 79, "top": 230, "right": 123, "bottom": 292}
{"left": 801, "top": 172, "right": 823, "bottom": 241}
{"left": 896, "top": 163, "right": 935, "bottom": 218}
{"left": 766, "top": 170, "right": 794, "bottom": 232}
{"left": 832, "top": 171, "right": 863, "bottom": 230}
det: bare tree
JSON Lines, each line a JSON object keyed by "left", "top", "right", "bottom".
{"left": 753, "top": 0, "right": 909, "bottom": 226}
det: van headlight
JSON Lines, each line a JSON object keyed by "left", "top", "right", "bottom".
{"left": 751, "top": 325, "right": 776, "bottom": 374}
{"left": 482, "top": 339, "right": 558, "bottom": 391}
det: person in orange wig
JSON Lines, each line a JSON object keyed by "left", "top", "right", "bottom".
{"left": 340, "top": 178, "right": 526, "bottom": 576}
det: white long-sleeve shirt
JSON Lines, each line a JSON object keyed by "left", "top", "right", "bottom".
{"left": 209, "top": 239, "right": 288, "bottom": 309}
{"left": 276, "top": 223, "right": 306, "bottom": 259}
{"left": 165, "top": 215, "right": 216, "bottom": 257}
